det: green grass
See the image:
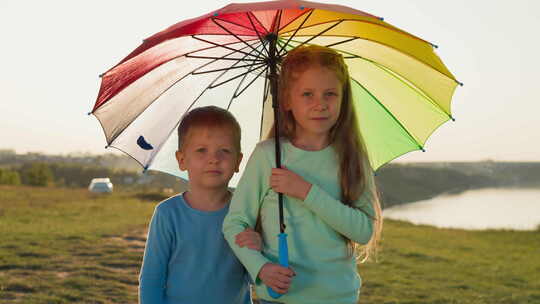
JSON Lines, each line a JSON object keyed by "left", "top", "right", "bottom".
{"left": 1, "top": 186, "right": 539, "bottom": 303}
{"left": 359, "top": 220, "right": 540, "bottom": 303}
{"left": 0, "top": 186, "right": 158, "bottom": 303}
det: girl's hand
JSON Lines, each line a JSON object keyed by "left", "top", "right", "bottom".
{"left": 235, "top": 227, "right": 262, "bottom": 251}
{"left": 258, "top": 263, "right": 296, "bottom": 294}
{"left": 270, "top": 167, "right": 312, "bottom": 201}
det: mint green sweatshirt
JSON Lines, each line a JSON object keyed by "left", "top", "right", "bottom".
{"left": 223, "top": 139, "right": 375, "bottom": 304}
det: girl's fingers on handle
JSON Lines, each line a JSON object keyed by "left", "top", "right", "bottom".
{"left": 259, "top": 263, "right": 294, "bottom": 293}
{"left": 269, "top": 276, "right": 291, "bottom": 293}
{"left": 278, "top": 266, "right": 295, "bottom": 277}
{"left": 270, "top": 285, "right": 288, "bottom": 294}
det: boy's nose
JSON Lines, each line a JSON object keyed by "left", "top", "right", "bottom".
{"left": 208, "top": 151, "right": 222, "bottom": 163}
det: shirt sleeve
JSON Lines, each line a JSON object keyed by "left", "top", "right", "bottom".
{"left": 223, "top": 143, "right": 272, "bottom": 284}
{"left": 302, "top": 166, "right": 375, "bottom": 245}
{"left": 139, "top": 204, "right": 173, "bottom": 303}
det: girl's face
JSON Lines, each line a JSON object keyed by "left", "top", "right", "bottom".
{"left": 286, "top": 64, "right": 343, "bottom": 142}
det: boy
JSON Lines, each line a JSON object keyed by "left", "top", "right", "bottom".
{"left": 139, "top": 106, "right": 260, "bottom": 304}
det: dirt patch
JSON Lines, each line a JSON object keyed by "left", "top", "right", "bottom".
{"left": 107, "top": 230, "right": 147, "bottom": 254}
{"left": 56, "top": 271, "right": 70, "bottom": 279}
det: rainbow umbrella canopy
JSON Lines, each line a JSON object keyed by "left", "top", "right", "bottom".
{"left": 91, "top": 0, "right": 460, "bottom": 186}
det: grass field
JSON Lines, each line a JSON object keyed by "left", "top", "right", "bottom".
{"left": 0, "top": 186, "right": 539, "bottom": 303}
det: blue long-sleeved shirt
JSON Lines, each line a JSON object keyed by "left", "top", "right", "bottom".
{"left": 139, "top": 193, "right": 251, "bottom": 304}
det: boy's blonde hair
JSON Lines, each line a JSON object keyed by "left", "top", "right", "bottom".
{"left": 177, "top": 106, "right": 241, "bottom": 153}
{"left": 271, "top": 45, "right": 383, "bottom": 261}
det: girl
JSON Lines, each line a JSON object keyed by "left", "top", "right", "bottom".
{"left": 223, "top": 45, "right": 383, "bottom": 304}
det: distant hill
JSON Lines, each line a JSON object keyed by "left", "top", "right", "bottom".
{"left": 2, "top": 150, "right": 538, "bottom": 207}
{"left": 0, "top": 149, "right": 140, "bottom": 172}
{"left": 375, "top": 161, "right": 540, "bottom": 208}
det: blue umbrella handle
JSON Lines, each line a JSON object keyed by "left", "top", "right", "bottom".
{"left": 267, "top": 233, "right": 289, "bottom": 299}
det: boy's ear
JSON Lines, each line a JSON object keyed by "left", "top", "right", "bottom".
{"left": 175, "top": 150, "right": 187, "bottom": 171}
{"left": 235, "top": 152, "right": 243, "bottom": 173}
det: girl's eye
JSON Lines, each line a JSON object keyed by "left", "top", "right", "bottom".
{"left": 302, "top": 91, "right": 313, "bottom": 97}
{"left": 325, "top": 91, "right": 338, "bottom": 97}
{"left": 221, "top": 148, "right": 231, "bottom": 153}
{"left": 196, "top": 148, "right": 206, "bottom": 153}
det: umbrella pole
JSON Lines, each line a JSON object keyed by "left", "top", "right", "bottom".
{"left": 267, "top": 33, "right": 285, "bottom": 234}
{"left": 266, "top": 32, "right": 289, "bottom": 299}
{"left": 265, "top": 33, "right": 289, "bottom": 299}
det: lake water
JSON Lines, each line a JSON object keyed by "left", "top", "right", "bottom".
{"left": 383, "top": 188, "right": 540, "bottom": 230}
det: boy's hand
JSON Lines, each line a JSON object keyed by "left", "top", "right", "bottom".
{"left": 235, "top": 228, "right": 262, "bottom": 251}
{"left": 270, "top": 167, "right": 312, "bottom": 201}
{"left": 258, "top": 263, "right": 295, "bottom": 294}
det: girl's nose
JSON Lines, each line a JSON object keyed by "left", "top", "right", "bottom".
{"left": 314, "top": 95, "right": 328, "bottom": 110}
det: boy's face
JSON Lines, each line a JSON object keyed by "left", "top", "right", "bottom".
{"left": 176, "top": 126, "right": 242, "bottom": 190}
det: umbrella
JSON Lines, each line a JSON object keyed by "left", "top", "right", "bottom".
{"left": 91, "top": 0, "right": 460, "bottom": 298}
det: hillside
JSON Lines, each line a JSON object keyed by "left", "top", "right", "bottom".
{"left": 375, "top": 161, "right": 540, "bottom": 207}
{"left": 2, "top": 149, "right": 539, "bottom": 207}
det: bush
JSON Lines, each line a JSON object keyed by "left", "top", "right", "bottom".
{"left": 0, "top": 168, "right": 21, "bottom": 185}
{"left": 20, "top": 163, "right": 54, "bottom": 186}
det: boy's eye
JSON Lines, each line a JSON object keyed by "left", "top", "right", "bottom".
{"left": 196, "top": 148, "right": 206, "bottom": 153}
{"left": 221, "top": 148, "right": 231, "bottom": 153}
{"left": 301, "top": 91, "right": 313, "bottom": 97}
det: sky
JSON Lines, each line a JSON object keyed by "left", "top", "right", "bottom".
{"left": 1, "top": 0, "right": 539, "bottom": 164}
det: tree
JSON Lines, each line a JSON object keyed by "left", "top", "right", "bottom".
{"left": 20, "top": 163, "right": 54, "bottom": 186}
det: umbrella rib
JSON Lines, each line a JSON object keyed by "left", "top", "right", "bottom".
{"left": 277, "top": 10, "right": 314, "bottom": 56}
{"left": 208, "top": 63, "right": 267, "bottom": 89}
{"left": 197, "top": 41, "right": 266, "bottom": 89}
{"left": 190, "top": 40, "right": 264, "bottom": 75}
{"left": 275, "top": 38, "right": 290, "bottom": 57}
{"left": 227, "top": 71, "right": 250, "bottom": 110}
{"left": 185, "top": 55, "right": 264, "bottom": 62}
{"left": 263, "top": 65, "right": 270, "bottom": 102}
{"left": 183, "top": 37, "right": 259, "bottom": 56}
{"left": 325, "top": 36, "right": 360, "bottom": 48}
{"left": 226, "top": 65, "right": 268, "bottom": 110}
{"left": 191, "top": 35, "right": 263, "bottom": 60}
{"left": 213, "top": 16, "right": 263, "bottom": 35}
{"left": 260, "top": 67, "right": 271, "bottom": 139}
{"left": 212, "top": 17, "right": 266, "bottom": 60}
{"left": 276, "top": 8, "right": 313, "bottom": 33}
{"left": 351, "top": 78, "right": 424, "bottom": 151}
{"left": 191, "top": 62, "right": 265, "bottom": 75}
{"left": 233, "top": 66, "right": 268, "bottom": 99}
{"left": 249, "top": 11, "right": 272, "bottom": 34}
{"left": 369, "top": 60, "right": 452, "bottom": 118}
{"left": 290, "top": 20, "right": 345, "bottom": 50}
{"left": 188, "top": 46, "right": 266, "bottom": 110}
{"left": 246, "top": 12, "right": 270, "bottom": 57}
{"left": 276, "top": 9, "right": 283, "bottom": 33}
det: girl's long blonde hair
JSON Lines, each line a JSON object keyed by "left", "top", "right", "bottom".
{"left": 268, "top": 45, "right": 383, "bottom": 262}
